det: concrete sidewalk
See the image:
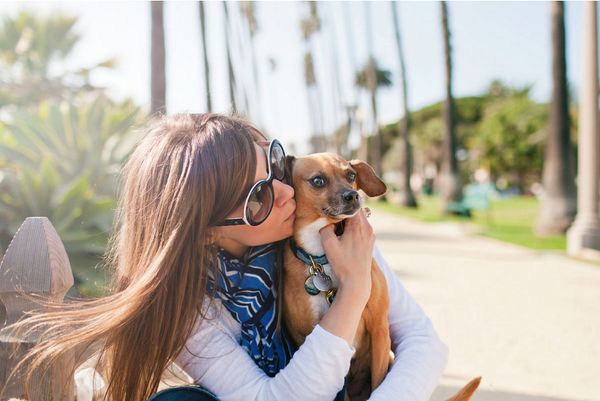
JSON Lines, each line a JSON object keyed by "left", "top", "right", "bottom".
{"left": 370, "top": 210, "right": 600, "bottom": 401}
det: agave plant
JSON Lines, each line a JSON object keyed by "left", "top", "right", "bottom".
{"left": 0, "top": 95, "right": 145, "bottom": 296}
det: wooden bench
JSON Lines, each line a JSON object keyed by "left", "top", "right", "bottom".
{"left": 0, "top": 218, "right": 193, "bottom": 401}
{"left": 0, "top": 217, "right": 75, "bottom": 400}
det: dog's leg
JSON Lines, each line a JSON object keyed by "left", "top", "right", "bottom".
{"left": 366, "top": 310, "right": 391, "bottom": 390}
{"left": 365, "top": 262, "right": 392, "bottom": 391}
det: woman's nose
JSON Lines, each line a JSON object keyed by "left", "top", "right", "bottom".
{"left": 274, "top": 179, "right": 294, "bottom": 206}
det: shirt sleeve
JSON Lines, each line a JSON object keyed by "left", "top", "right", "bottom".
{"left": 367, "top": 245, "right": 449, "bottom": 401}
{"left": 176, "top": 301, "right": 355, "bottom": 401}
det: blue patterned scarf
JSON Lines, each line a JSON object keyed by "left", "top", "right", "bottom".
{"left": 209, "top": 242, "right": 296, "bottom": 377}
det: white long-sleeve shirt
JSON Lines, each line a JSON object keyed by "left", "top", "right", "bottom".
{"left": 176, "top": 246, "right": 448, "bottom": 401}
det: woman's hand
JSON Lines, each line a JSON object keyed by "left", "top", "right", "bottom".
{"left": 317, "top": 209, "right": 375, "bottom": 346}
{"left": 319, "top": 208, "right": 375, "bottom": 295}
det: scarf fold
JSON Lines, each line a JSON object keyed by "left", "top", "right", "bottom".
{"left": 209, "top": 243, "right": 296, "bottom": 377}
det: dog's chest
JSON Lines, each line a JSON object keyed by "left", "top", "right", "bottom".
{"left": 306, "top": 263, "right": 339, "bottom": 321}
{"left": 308, "top": 294, "right": 329, "bottom": 321}
{"left": 295, "top": 221, "right": 342, "bottom": 321}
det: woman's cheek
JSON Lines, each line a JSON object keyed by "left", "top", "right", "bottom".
{"left": 284, "top": 218, "right": 295, "bottom": 236}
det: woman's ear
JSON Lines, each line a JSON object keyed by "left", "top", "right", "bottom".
{"left": 203, "top": 227, "right": 220, "bottom": 246}
{"left": 285, "top": 155, "right": 295, "bottom": 186}
{"left": 349, "top": 159, "right": 387, "bottom": 197}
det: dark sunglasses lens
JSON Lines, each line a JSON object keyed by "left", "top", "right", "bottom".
{"left": 270, "top": 142, "right": 286, "bottom": 181}
{"left": 246, "top": 181, "right": 274, "bottom": 224}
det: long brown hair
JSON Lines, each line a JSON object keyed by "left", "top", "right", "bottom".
{"left": 8, "top": 113, "right": 266, "bottom": 400}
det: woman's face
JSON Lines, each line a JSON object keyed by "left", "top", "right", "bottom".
{"left": 213, "top": 142, "right": 296, "bottom": 258}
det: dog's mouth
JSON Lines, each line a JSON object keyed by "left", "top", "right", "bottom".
{"left": 334, "top": 220, "right": 346, "bottom": 236}
{"left": 321, "top": 205, "right": 360, "bottom": 239}
{"left": 321, "top": 204, "right": 360, "bottom": 220}
{"left": 320, "top": 200, "right": 362, "bottom": 236}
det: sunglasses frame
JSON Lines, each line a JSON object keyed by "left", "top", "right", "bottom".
{"left": 216, "top": 139, "right": 286, "bottom": 227}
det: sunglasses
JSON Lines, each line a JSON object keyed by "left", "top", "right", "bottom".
{"left": 216, "top": 139, "right": 287, "bottom": 226}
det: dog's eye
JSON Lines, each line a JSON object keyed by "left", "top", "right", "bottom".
{"left": 347, "top": 172, "right": 356, "bottom": 182}
{"left": 310, "top": 176, "right": 326, "bottom": 188}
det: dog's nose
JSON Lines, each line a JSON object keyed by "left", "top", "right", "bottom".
{"left": 341, "top": 190, "right": 359, "bottom": 203}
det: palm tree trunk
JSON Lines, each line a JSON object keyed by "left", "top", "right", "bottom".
{"left": 301, "top": 1, "right": 325, "bottom": 152}
{"left": 150, "top": 1, "right": 166, "bottom": 115}
{"left": 223, "top": 1, "right": 236, "bottom": 113}
{"left": 392, "top": 1, "right": 417, "bottom": 208}
{"left": 535, "top": 0, "right": 577, "bottom": 235}
{"left": 365, "top": 2, "right": 382, "bottom": 178}
{"left": 324, "top": 3, "right": 346, "bottom": 156}
{"left": 199, "top": 1, "right": 212, "bottom": 112}
{"left": 367, "top": 58, "right": 382, "bottom": 177}
{"left": 241, "top": 2, "right": 262, "bottom": 127}
{"left": 440, "top": 1, "right": 462, "bottom": 208}
{"left": 343, "top": 3, "right": 362, "bottom": 159}
{"left": 567, "top": 0, "right": 600, "bottom": 254}
{"left": 228, "top": 7, "right": 251, "bottom": 117}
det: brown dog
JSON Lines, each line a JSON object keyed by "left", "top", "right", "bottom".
{"left": 282, "top": 153, "right": 390, "bottom": 401}
{"left": 282, "top": 153, "right": 481, "bottom": 401}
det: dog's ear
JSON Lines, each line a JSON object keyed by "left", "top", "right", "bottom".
{"left": 284, "top": 155, "right": 296, "bottom": 186}
{"left": 349, "top": 159, "right": 387, "bottom": 197}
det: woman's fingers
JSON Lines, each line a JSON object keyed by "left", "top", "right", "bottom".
{"left": 317, "top": 210, "right": 376, "bottom": 288}
{"left": 342, "top": 209, "right": 373, "bottom": 239}
{"left": 319, "top": 224, "right": 338, "bottom": 250}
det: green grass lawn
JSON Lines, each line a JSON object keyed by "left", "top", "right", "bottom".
{"left": 369, "top": 195, "right": 566, "bottom": 251}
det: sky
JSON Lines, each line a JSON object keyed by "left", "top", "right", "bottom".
{"left": 2, "top": 1, "right": 588, "bottom": 155}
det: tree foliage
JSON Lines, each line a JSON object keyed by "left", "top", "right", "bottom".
{"left": 473, "top": 85, "right": 547, "bottom": 190}
{"left": 354, "top": 59, "right": 393, "bottom": 89}
{"left": 380, "top": 81, "right": 552, "bottom": 193}
{"left": 0, "top": 12, "right": 142, "bottom": 296}
{"left": 0, "top": 96, "right": 143, "bottom": 295}
{"left": 0, "top": 12, "right": 115, "bottom": 111}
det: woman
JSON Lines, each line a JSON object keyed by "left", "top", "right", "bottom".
{"left": 12, "top": 113, "right": 447, "bottom": 401}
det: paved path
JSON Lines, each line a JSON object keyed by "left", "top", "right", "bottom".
{"left": 369, "top": 210, "right": 600, "bottom": 401}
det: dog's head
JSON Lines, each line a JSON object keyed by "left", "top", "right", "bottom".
{"left": 285, "top": 153, "right": 386, "bottom": 229}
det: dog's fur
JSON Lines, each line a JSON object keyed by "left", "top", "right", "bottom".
{"left": 282, "top": 153, "right": 480, "bottom": 401}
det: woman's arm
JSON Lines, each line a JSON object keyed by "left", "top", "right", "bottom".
{"left": 176, "top": 210, "right": 375, "bottom": 401}
{"left": 176, "top": 302, "right": 354, "bottom": 401}
{"left": 368, "top": 245, "right": 449, "bottom": 401}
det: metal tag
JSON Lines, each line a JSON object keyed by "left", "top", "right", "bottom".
{"left": 326, "top": 288, "right": 337, "bottom": 306}
{"left": 313, "top": 272, "right": 332, "bottom": 292}
{"left": 304, "top": 276, "right": 320, "bottom": 296}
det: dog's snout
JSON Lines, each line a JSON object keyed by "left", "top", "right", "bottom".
{"left": 342, "top": 190, "right": 359, "bottom": 203}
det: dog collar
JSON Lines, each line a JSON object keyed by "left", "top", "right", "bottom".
{"left": 289, "top": 239, "right": 329, "bottom": 266}
{"left": 290, "top": 239, "right": 337, "bottom": 305}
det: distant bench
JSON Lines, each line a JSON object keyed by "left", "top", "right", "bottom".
{"left": 447, "top": 182, "right": 497, "bottom": 219}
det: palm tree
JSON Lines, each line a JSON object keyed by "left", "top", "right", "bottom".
{"left": 324, "top": 2, "right": 347, "bottom": 156}
{"left": 535, "top": 1, "right": 577, "bottom": 235}
{"left": 364, "top": 2, "right": 383, "bottom": 178}
{"left": 391, "top": 1, "right": 417, "bottom": 208}
{"left": 301, "top": 1, "right": 325, "bottom": 152}
{"left": 241, "top": 2, "right": 262, "bottom": 126}
{"left": 151, "top": 1, "right": 166, "bottom": 115}
{"left": 342, "top": 3, "right": 364, "bottom": 161}
{"left": 354, "top": 58, "right": 392, "bottom": 179}
{"left": 223, "top": 1, "right": 237, "bottom": 113}
{"left": 440, "top": 1, "right": 462, "bottom": 209}
{"left": 199, "top": 1, "right": 212, "bottom": 112}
